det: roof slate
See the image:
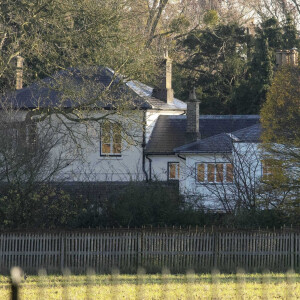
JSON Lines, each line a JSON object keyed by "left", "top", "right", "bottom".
{"left": 126, "top": 80, "right": 186, "bottom": 110}
{"left": 231, "top": 123, "right": 262, "bottom": 142}
{"left": 145, "top": 115, "right": 260, "bottom": 154}
{"left": 3, "top": 67, "right": 186, "bottom": 111}
{"left": 174, "top": 133, "right": 233, "bottom": 153}
{"left": 3, "top": 67, "right": 151, "bottom": 109}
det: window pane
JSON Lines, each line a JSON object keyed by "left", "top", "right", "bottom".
{"left": 262, "top": 160, "right": 273, "bottom": 180}
{"left": 197, "top": 164, "right": 205, "bottom": 182}
{"left": 226, "top": 164, "right": 233, "bottom": 182}
{"left": 25, "top": 124, "right": 37, "bottom": 146}
{"left": 169, "top": 164, "right": 176, "bottom": 179}
{"left": 216, "top": 164, "right": 224, "bottom": 183}
{"left": 113, "top": 143, "right": 121, "bottom": 154}
{"left": 101, "top": 123, "right": 111, "bottom": 144}
{"left": 262, "top": 160, "right": 269, "bottom": 175}
{"left": 169, "top": 163, "right": 179, "bottom": 179}
{"left": 101, "top": 122, "right": 122, "bottom": 155}
{"left": 113, "top": 124, "right": 122, "bottom": 143}
{"left": 207, "top": 164, "right": 215, "bottom": 182}
{"left": 102, "top": 143, "right": 111, "bottom": 154}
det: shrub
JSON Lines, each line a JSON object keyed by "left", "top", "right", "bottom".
{"left": 0, "top": 184, "right": 86, "bottom": 229}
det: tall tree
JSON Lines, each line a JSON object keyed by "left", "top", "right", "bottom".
{"left": 260, "top": 64, "right": 300, "bottom": 213}
{"left": 176, "top": 18, "right": 249, "bottom": 114}
{"left": 0, "top": 0, "right": 154, "bottom": 91}
{"left": 234, "top": 16, "right": 299, "bottom": 114}
{"left": 283, "top": 13, "right": 300, "bottom": 48}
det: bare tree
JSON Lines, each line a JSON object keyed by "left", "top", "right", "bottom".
{"left": 239, "top": 0, "right": 300, "bottom": 23}
{"left": 0, "top": 97, "right": 77, "bottom": 186}
{"left": 183, "top": 137, "right": 295, "bottom": 213}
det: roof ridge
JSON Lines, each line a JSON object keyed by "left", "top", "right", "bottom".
{"left": 174, "top": 132, "right": 230, "bottom": 152}
{"left": 231, "top": 123, "right": 261, "bottom": 134}
{"left": 162, "top": 115, "right": 260, "bottom": 119}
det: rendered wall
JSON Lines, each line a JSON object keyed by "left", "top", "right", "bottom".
{"left": 179, "top": 143, "right": 262, "bottom": 209}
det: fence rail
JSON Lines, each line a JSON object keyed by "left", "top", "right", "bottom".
{"left": 0, "top": 230, "right": 299, "bottom": 273}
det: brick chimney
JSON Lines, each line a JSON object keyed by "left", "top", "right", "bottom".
{"left": 152, "top": 50, "right": 174, "bottom": 105}
{"left": 276, "top": 48, "right": 298, "bottom": 67}
{"left": 16, "top": 56, "right": 24, "bottom": 90}
{"left": 186, "top": 87, "right": 201, "bottom": 143}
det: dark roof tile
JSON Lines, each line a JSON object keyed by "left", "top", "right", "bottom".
{"left": 145, "top": 115, "right": 260, "bottom": 154}
{"left": 174, "top": 133, "right": 233, "bottom": 153}
{"left": 231, "top": 123, "right": 262, "bottom": 142}
{"left": 2, "top": 67, "right": 151, "bottom": 110}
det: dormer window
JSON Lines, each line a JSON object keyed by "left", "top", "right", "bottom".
{"left": 100, "top": 122, "right": 122, "bottom": 156}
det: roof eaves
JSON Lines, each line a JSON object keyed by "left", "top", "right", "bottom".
{"left": 145, "top": 151, "right": 175, "bottom": 155}
{"left": 174, "top": 150, "right": 232, "bottom": 154}
{"left": 173, "top": 139, "right": 201, "bottom": 152}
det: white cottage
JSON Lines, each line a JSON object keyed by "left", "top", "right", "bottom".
{"left": 1, "top": 55, "right": 186, "bottom": 183}
{"left": 145, "top": 89, "right": 262, "bottom": 209}
{"left": 2, "top": 54, "right": 270, "bottom": 209}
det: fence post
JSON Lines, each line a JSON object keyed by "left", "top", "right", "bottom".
{"left": 0, "top": 233, "right": 2, "bottom": 273}
{"left": 60, "top": 233, "right": 65, "bottom": 271}
{"left": 213, "top": 232, "right": 219, "bottom": 269}
{"left": 10, "top": 267, "right": 22, "bottom": 300}
{"left": 137, "top": 231, "right": 142, "bottom": 267}
{"left": 291, "top": 232, "right": 294, "bottom": 270}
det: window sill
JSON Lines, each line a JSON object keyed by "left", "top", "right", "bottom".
{"left": 100, "top": 154, "right": 122, "bottom": 159}
{"left": 196, "top": 182, "right": 234, "bottom": 186}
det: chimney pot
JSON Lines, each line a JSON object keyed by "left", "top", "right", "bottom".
{"left": 276, "top": 48, "right": 298, "bottom": 67}
{"left": 290, "top": 48, "right": 298, "bottom": 66}
{"left": 152, "top": 51, "right": 174, "bottom": 105}
{"left": 186, "top": 87, "right": 200, "bottom": 143}
{"left": 16, "top": 56, "right": 24, "bottom": 90}
{"left": 276, "top": 50, "right": 283, "bottom": 67}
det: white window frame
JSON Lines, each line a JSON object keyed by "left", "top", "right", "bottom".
{"left": 100, "top": 122, "right": 122, "bottom": 157}
{"left": 196, "top": 162, "right": 234, "bottom": 184}
{"left": 261, "top": 160, "right": 273, "bottom": 180}
{"left": 0, "top": 122, "right": 37, "bottom": 150}
{"left": 168, "top": 162, "right": 180, "bottom": 180}
{"left": 100, "top": 122, "right": 122, "bottom": 156}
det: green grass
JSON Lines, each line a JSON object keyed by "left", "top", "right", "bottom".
{"left": 0, "top": 273, "right": 299, "bottom": 299}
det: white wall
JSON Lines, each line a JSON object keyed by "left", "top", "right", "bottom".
{"left": 56, "top": 109, "right": 186, "bottom": 182}
{"left": 179, "top": 143, "right": 263, "bottom": 210}
{"left": 41, "top": 111, "right": 146, "bottom": 182}
{"left": 146, "top": 110, "right": 185, "bottom": 142}
{"left": 146, "top": 155, "right": 185, "bottom": 181}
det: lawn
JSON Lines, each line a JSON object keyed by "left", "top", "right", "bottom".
{"left": 0, "top": 273, "right": 299, "bottom": 299}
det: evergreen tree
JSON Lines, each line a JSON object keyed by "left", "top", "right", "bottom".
{"left": 283, "top": 14, "right": 300, "bottom": 49}
{"left": 234, "top": 36, "right": 273, "bottom": 114}
{"left": 177, "top": 21, "right": 248, "bottom": 114}
{"left": 260, "top": 65, "right": 300, "bottom": 214}
{"left": 177, "top": 15, "right": 299, "bottom": 115}
{"left": 234, "top": 16, "right": 298, "bottom": 114}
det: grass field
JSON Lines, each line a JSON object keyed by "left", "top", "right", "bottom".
{"left": 0, "top": 273, "right": 300, "bottom": 299}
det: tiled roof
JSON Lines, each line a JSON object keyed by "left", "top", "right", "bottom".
{"left": 174, "top": 133, "right": 233, "bottom": 153}
{"left": 126, "top": 80, "right": 187, "bottom": 110}
{"left": 231, "top": 124, "right": 262, "bottom": 142}
{"left": 2, "top": 67, "right": 186, "bottom": 111}
{"left": 3, "top": 67, "right": 151, "bottom": 109}
{"left": 145, "top": 115, "right": 260, "bottom": 154}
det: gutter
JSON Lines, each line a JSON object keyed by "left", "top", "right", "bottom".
{"left": 145, "top": 155, "right": 152, "bottom": 181}
{"left": 177, "top": 154, "right": 186, "bottom": 161}
{"left": 142, "top": 110, "right": 149, "bottom": 182}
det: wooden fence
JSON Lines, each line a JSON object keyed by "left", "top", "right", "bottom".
{"left": 0, "top": 230, "right": 299, "bottom": 274}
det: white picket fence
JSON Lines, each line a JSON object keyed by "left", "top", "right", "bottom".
{"left": 0, "top": 230, "right": 299, "bottom": 273}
